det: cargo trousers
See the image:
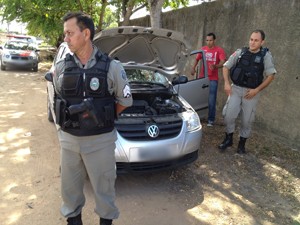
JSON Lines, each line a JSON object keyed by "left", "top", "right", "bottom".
{"left": 223, "top": 84, "right": 261, "bottom": 138}
{"left": 58, "top": 129, "right": 119, "bottom": 220}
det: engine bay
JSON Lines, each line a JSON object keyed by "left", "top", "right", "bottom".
{"left": 120, "top": 93, "right": 185, "bottom": 117}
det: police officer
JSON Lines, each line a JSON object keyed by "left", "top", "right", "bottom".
{"left": 53, "top": 12, "right": 132, "bottom": 225}
{"left": 219, "top": 29, "right": 276, "bottom": 154}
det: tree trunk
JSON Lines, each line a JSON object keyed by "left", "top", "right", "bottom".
{"left": 97, "top": 0, "right": 108, "bottom": 32}
{"left": 122, "top": 5, "right": 133, "bottom": 25}
{"left": 147, "top": 0, "right": 164, "bottom": 28}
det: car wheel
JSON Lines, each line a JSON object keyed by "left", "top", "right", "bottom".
{"left": 33, "top": 64, "right": 38, "bottom": 72}
{"left": 47, "top": 96, "right": 54, "bottom": 122}
{"left": 1, "top": 63, "right": 6, "bottom": 71}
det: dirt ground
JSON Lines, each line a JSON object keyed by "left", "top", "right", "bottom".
{"left": 0, "top": 63, "right": 299, "bottom": 225}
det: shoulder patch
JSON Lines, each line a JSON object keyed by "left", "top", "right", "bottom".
{"left": 231, "top": 49, "right": 242, "bottom": 57}
{"left": 121, "top": 70, "right": 127, "bottom": 80}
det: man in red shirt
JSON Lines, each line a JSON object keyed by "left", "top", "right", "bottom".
{"left": 191, "top": 33, "right": 226, "bottom": 126}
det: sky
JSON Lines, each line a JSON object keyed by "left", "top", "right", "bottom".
{"left": 131, "top": 0, "right": 205, "bottom": 19}
{"left": 0, "top": 20, "right": 27, "bottom": 34}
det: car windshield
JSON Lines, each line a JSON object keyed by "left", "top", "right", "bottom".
{"left": 4, "top": 41, "right": 36, "bottom": 51}
{"left": 126, "top": 69, "right": 169, "bottom": 86}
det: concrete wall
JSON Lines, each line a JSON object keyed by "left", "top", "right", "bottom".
{"left": 130, "top": 0, "right": 300, "bottom": 149}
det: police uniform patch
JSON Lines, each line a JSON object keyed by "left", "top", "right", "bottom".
{"left": 123, "top": 84, "right": 131, "bottom": 98}
{"left": 90, "top": 77, "right": 100, "bottom": 91}
{"left": 121, "top": 70, "right": 127, "bottom": 80}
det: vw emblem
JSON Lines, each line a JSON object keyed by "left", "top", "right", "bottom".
{"left": 147, "top": 125, "right": 159, "bottom": 138}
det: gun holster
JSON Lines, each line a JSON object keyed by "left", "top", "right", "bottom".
{"left": 67, "top": 98, "right": 103, "bottom": 129}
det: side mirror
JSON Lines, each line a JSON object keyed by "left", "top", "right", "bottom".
{"left": 172, "top": 75, "right": 188, "bottom": 85}
{"left": 44, "top": 72, "right": 53, "bottom": 82}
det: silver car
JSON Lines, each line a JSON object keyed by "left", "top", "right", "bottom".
{"left": 45, "top": 26, "right": 209, "bottom": 173}
{"left": 0, "top": 40, "right": 39, "bottom": 71}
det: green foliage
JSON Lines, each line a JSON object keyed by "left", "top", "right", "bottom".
{"left": 0, "top": 0, "right": 191, "bottom": 45}
{"left": 164, "top": 0, "right": 189, "bottom": 9}
{"left": 103, "top": 8, "right": 119, "bottom": 28}
{"left": 0, "top": 0, "right": 118, "bottom": 46}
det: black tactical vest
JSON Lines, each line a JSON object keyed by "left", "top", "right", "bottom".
{"left": 230, "top": 47, "right": 268, "bottom": 88}
{"left": 56, "top": 52, "right": 116, "bottom": 136}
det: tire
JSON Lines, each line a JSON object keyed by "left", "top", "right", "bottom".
{"left": 1, "top": 62, "right": 6, "bottom": 71}
{"left": 47, "top": 96, "right": 54, "bottom": 122}
{"left": 33, "top": 64, "right": 38, "bottom": 72}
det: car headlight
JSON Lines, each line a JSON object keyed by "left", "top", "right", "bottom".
{"left": 3, "top": 53, "right": 10, "bottom": 58}
{"left": 182, "top": 110, "right": 201, "bottom": 131}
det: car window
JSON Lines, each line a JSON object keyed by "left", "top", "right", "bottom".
{"left": 189, "top": 50, "right": 208, "bottom": 81}
{"left": 126, "top": 69, "right": 169, "bottom": 86}
{"left": 4, "top": 41, "right": 35, "bottom": 51}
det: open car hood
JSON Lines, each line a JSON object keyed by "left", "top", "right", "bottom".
{"left": 93, "top": 26, "right": 191, "bottom": 78}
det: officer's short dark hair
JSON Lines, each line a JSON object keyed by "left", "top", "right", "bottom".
{"left": 63, "top": 11, "right": 95, "bottom": 41}
{"left": 207, "top": 32, "right": 216, "bottom": 40}
{"left": 251, "top": 29, "right": 265, "bottom": 40}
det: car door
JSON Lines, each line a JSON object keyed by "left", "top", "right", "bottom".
{"left": 174, "top": 50, "right": 209, "bottom": 119}
{"left": 46, "top": 43, "right": 70, "bottom": 122}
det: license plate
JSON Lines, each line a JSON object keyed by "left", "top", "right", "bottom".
{"left": 138, "top": 148, "right": 172, "bottom": 161}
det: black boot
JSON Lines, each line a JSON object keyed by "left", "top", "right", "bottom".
{"left": 218, "top": 133, "right": 233, "bottom": 151}
{"left": 237, "top": 137, "right": 247, "bottom": 154}
{"left": 100, "top": 218, "right": 113, "bottom": 225}
{"left": 67, "top": 213, "right": 83, "bottom": 225}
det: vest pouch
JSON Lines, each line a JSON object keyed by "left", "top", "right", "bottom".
{"left": 240, "top": 58, "right": 250, "bottom": 66}
{"left": 93, "top": 99, "right": 115, "bottom": 127}
{"left": 62, "top": 73, "right": 83, "bottom": 97}
{"left": 244, "top": 72, "right": 259, "bottom": 89}
{"left": 104, "top": 103, "right": 115, "bottom": 124}
{"left": 77, "top": 99, "right": 115, "bottom": 130}
{"left": 230, "top": 67, "right": 242, "bottom": 84}
{"left": 55, "top": 98, "right": 67, "bottom": 126}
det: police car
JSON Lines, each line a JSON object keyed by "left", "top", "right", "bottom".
{"left": 45, "top": 26, "right": 209, "bottom": 173}
{"left": 0, "top": 40, "right": 39, "bottom": 71}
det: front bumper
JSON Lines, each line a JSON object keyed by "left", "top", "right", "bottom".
{"left": 2, "top": 57, "right": 38, "bottom": 69}
{"left": 115, "top": 120, "right": 202, "bottom": 173}
{"left": 116, "top": 150, "right": 198, "bottom": 173}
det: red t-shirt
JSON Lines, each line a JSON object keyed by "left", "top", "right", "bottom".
{"left": 196, "top": 46, "right": 226, "bottom": 80}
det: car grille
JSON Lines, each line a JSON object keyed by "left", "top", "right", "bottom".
{"left": 116, "top": 150, "right": 198, "bottom": 173}
{"left": 115, "top": 117, "right": 183, "bottom": 141}
{"left": 11, "top": 56, "right": 29, "bottom": 60}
